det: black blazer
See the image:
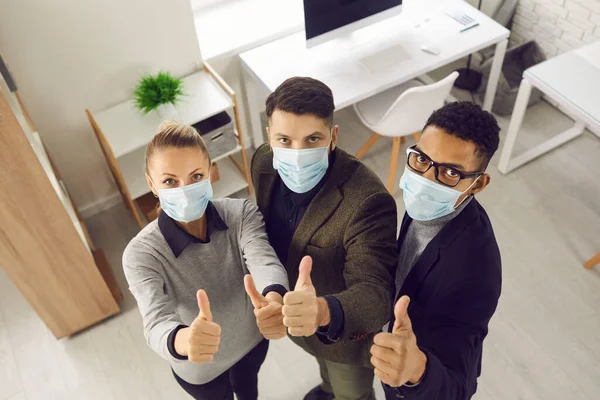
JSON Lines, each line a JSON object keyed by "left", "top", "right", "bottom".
{"left": 386, "top": 199, "right": 502, "bottom": 400}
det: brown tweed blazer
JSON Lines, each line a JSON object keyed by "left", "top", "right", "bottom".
{"left": 251, "top": 144, "right": 398, "bottom": 366}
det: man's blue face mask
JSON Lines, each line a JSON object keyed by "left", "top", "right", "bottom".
{"left": 400, "top": 168, "right": 480, "bottom": 221}
{"left": 272, "top": 141, "right": 331, "bottom": 194}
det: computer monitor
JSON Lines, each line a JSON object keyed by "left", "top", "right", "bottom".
{"left": 303, "top": 0, "right": 403, "bottom": 48}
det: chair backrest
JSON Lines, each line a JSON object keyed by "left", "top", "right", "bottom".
{"left": 374, "top": 71, "right": 459, "bottom": 137}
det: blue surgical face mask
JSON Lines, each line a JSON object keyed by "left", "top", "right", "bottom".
{"left": 399, "top": 168, "right": 479, "bottom": 221}
{"left": 272, "top": 145, "right": 330, "bottom": 194}
{"left": 156, "top": 178, "right": 214, "bottom": 222}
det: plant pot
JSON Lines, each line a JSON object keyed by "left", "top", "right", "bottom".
{"left": 156, "top": 103, "right": 178, "bottom": 121}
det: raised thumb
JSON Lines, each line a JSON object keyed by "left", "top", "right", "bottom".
{"left": 244, "top": 274, "right": 266, "bottom": 309}
{"left": 197, "top": 289, "right": 212, "bottom": 322}
{"left": 295, "top": 256, "right": 313, "bottom": 290}
{"left": 392, "top": 296, "right": 412, "bottom": 335}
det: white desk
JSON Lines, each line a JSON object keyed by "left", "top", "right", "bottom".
{"left": 240, "top": 0, "right": 510, "bottom": 147}
{"left": 498, "top": 41, "right": 600, "bottom": 174}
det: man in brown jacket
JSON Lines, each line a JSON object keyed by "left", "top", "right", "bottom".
{"left": 251, "top": 77, "right": 398, "bottom": 400}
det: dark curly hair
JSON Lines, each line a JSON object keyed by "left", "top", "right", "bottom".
{"left": 423, "top": 102, "right": 500, "bottom": 169}
{"left": 266, "top": 77, "right": 335, "bottom": 127}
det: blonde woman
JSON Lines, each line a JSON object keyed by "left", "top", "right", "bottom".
{"left": 123, "top": 122, "right": 289, "bottom": 400}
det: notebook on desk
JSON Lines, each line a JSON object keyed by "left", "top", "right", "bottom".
{"left": 416, "top": 8, "right": 479, "bottom": 42}
{"left": 444, "top": 8, "right": 480, "bottom": 31}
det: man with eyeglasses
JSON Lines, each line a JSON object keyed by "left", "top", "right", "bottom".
{"left": 370, "top": 102, "right": 502, "bottom": 400}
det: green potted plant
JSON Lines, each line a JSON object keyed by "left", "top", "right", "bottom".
{"left": 133, "top": 71, "right": 184, "bottom": 119}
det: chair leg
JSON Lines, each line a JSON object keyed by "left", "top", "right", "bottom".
{"left": 413, "top": 132, "right": 422, "bottom": 143}
{"left": 584, "top": 252, "right": 600, "bottom": 269}
{"left": 388, "top": 137, "right": 402, "bottom": 193}
{"left": 400, "top": 136, "right": 407, "bottom": 144}
{"left": 356, "top": 133, "right": 381, "bottom": 159}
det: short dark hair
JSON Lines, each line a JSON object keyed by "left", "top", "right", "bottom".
{"left": 266, "top": 77, "right": 335, "bottom": 127}
{"left": 423, "top": 102, "right": 500, "bottom": 169}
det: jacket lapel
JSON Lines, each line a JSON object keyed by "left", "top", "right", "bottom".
{"left": 400, "top": 237, "right": 441, "bottom": 299}
{"left": 398, "top": 199, "right": 480, "bottom": 300}
{"left": 286, "top": 185, "right": 343, "bottom": 273}
{"left": 398, "top": 213, "right": 412, "bottom": 246}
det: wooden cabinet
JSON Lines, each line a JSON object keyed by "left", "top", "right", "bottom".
{"left": 0, "top": 75, "right": 120, "bottom": 339}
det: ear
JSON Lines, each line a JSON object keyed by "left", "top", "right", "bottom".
{"left": 146, "top": 173, "right": 158, "bottom": 197}
{"left": 470, "top": 173, "right": 490, "bottom": 196}
{"left": 331, "top": 125, "right": 339, "bottom": 151}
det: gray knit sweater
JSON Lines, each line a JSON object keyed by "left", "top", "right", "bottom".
{"left": 396, "top": 197, "right": 473, "bottom": 294}
{"left": 123, "top": 198, "right": 289, "bottom": 385}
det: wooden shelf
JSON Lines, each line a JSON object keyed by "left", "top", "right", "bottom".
{"left": 213, "top": 157, "right": 249, "bottom": 198}
{"left": 212, "top": 143, "right": 242, "bottom": 163}
{"left": 87, "top": 62, "right": 252, "bottom": 230}
{"left": 118, "top": 145, "right": 248, "bottom": 202}
{"left": 116, "top": 146, "right": 149, "bottom": 200}
{"left": 93, "top": 70, "right": 234, "bottom": 158}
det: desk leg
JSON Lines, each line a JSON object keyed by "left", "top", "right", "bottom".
{"left": 483, "top": 39, "right": 508, "bottom": 112}
{"left": 497, "top": 79, "right": 532, "bottom": 174}
{"left": 241, "top": 63, "right": 267, "bottom": 148}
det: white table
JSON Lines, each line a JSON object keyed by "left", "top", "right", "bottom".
{"left": 498, "top": 41, "right": 600, "bottom": 174}
{"left": 240, "top": 0, "right": 509, "bottom": 147}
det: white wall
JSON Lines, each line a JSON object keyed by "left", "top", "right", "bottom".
{"left": 510, "top": 0, "right": 600, "bottom": 57}
{"left": 465, "top": 0, "right": 504, "bottom": 19}
{"left": 0, "top": 0, "right": 203, "bottom": 214}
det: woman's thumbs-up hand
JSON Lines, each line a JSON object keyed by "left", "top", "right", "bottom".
{"left": 175, "top": 289, "right": 222, "bottom": 363}
{"left": 244, "top": 274, "right": 286, "bottom": 340}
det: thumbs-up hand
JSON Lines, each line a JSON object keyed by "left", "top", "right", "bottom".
{"left": 244, "top": 275, "right": 286, "bottom": 340}
{"left": 186, "top": 290, "right": 221, "bottom": 363}
{"left": 283, "top": 256, "right": 327, "bottom": 337}
{"left": 370, "top": 296, "right": 427, "bottom": 387}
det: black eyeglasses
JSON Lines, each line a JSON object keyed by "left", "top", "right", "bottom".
{"left": 406, "top": 146, "right": 483, "bottom": 188}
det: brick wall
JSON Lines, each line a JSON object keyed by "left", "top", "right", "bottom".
{"left": 510, "top": 0, "right": 600, "bottom": 57}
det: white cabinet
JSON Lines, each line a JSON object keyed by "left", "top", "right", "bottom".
{"left": 87, "top": 63, "right": 252, "bottom": 229}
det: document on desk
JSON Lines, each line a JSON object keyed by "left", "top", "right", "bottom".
{"left": 415, "top": 9, "right": 479, "bottom": 44}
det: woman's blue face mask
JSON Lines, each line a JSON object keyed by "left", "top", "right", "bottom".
{"left": 154, "top": 178, "right": 214, "bottom": 222}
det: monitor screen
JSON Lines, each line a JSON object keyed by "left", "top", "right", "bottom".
{"left": 304, "top": 0, "right": 402, "bottom": 43}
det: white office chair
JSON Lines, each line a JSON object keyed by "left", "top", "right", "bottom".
{"left": 354, "top": 71, "right": 459, "bottom": 193}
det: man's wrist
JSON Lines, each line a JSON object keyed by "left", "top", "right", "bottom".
{"left": 265, "top": 291, "right": 283, "bottom": 305}
{"left": 317, "top": 297, "right": 331, "bottom": 327}
{"left": 409, "top": 349, "right": 427, "bottom": 384}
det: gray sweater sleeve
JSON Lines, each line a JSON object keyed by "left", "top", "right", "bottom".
{"left": 239, "top": 200, "right": 290, "bottom": 293}
{"left": 122, "top": 243, "right": 187, "bottom": 365}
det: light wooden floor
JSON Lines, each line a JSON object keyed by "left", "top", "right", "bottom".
{"left": 1, "top": 94, "right": 600, "bottom": 399}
